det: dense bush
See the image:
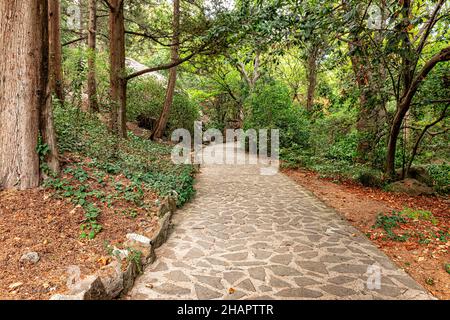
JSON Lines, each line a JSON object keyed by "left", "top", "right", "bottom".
{"left": 127, "top": 77, "right": 200, "bottom": 136}
{"left": 326, "top": 130, "right": 358, "bottom": 163}
{"left": 243, "top": 80, "right": 310, "bottom": 153}
{"left": 426, "top": 163, "right": 450, "bottom": 194}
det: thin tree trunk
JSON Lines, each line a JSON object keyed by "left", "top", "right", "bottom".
{"left": 42, "top": 0, "right": 60, "bottom": 175}
{"left": 306, "top": 46, "right": 319, "bottom": 112}
{"left": 151, "top": 0, "right": 180, "bottom": 140}
{"left": 48, "top": 0, "right": 64, "bottom": 103}
{"left": 386, "top": 46, "right": 450, "bottom": 178}
{"left": 0, "top": 1, "right": 48, "bottom": 189}
{"left": 41, "top": 82, "right": 61, "bottom": 175}
{"left": 405, "top": 105, "right": 448, "bottom": 176}
{"left": 87, "top": 0, "right": 98, "bottom": 112}
{"left": 386, "top": 104, "right": 409, "bottom": 178}
{"left": 108, "top": 0, "right": 127, "bottom": 137}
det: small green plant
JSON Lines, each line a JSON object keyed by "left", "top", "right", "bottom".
{"left": 36, "top": 135, "right": 52, "bottom": 176}
{"left": 445, "top": 263, "right": 450, "bottom": 275}
{"left": 434, "top": 230, "right": 450, "bottom": 242}
{"left": 425, "top": 278, "right": 435, "bottom": 286}
{"left": 43, "top": 177, "right": 71, "bottom": 190}
{"left": 80, "top": 203, "right": 102, "bottom": 240}
{"left": 103, "top": 241, "right": 114, "bottom": 256}
{"left": 418, "top": 233, "right": 431, "bottom": 244}
{"left": 125, "top": 209, "right": 139, "bottom": 219}
{"left": 64, "top": 166, "right": 89, "bottom": 183}
{"left": 373, "top": 212, "right": 410, "bottom": 242}
{"left": 127, "top": 249, "right": 143, "bottom": 274}
{"left": 399, "top": 208, "right": 438, "bottom": 225}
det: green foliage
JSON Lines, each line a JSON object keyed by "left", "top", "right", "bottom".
{"left": 53, "top": 103, "right": 196, "bottom": 208}
{"left": 426, "top": 163, "right": 449, "bottom": 194}
{"left": 63, "top": 47, "right": 110, "bottom": 111}
{"left": 353, "top": 166, "right": 384, "bottom": 187}
{"left": 47, "top": 105, "right": 195, "bottom": 239}
{"left": 127, "top": 249, "right": 143, "bottom": 274}
{"left": 80, "top": 203, "right": 102, "bottom": 240}
{"left": 244, "top": 80, "right": 310, "bottom": 151}
{"left": 445, "top": 263, "right": 450, "bottom": 275}
{"left": 373, "top": 212, "right": 409, "bottom": 242}
{"left": 326, "top": 131, "right": 358, "bottom": 163}
{"left": 399, "top": 208, "right": 438, "bottom": 225}
{"left": 127, "top": 77, "right": 200, "bottom": 136}
{"left": 434, "top": 230, "right": 450, "bottom": 243}
{"left": 36, "top": 135, "right": 52, "bottom": 176}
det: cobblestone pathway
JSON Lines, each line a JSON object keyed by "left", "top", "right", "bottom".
{"left": 129, "top": 143, "right": 432, "bottom": 300}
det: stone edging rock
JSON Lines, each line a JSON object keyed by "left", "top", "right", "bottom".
{"left": 50, "top": 196, "right": 177, "bottom": 300}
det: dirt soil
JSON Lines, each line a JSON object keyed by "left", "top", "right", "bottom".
{"left": 0, "top": 157, "right": 161, "bottom": 300}
{"left": 284, "top": 168, "right": 449, "bottom": 300}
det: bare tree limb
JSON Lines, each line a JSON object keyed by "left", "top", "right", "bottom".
{"left": 125, "top": 47, "right": 205, "bottom": 81}
{"left": 63, "top": 36, "right": 87, "bottom": 47}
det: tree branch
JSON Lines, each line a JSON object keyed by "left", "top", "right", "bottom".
{"left": 406, "top": 104, "right": 449, "bottom": 173}
{"left": 416, "top": 0, "right": 445, "bottom": 56}
{"left": 402, "top": 46, "right": 450, "bottom": 107}
{"left": 125, "top": 47, "right": 205, "bottom": 81}
{"left": 63, "top": 36, "right": 87, "bottom": 47}
{"left": 101, "top": 0, "right": 113, "bottom": 11}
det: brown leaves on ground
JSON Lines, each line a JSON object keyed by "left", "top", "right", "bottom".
{"left": 284, "top": 168, "right": 450, "bottom": 300}
{"left": 0, "top": 154, "right": 161, "bottom": 300}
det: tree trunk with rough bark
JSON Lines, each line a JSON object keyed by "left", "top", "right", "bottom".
{"left": 151, "top": 0, "right": 180, "bottom": 140}
{"left": 41, "top": 0, "right": 61, "bottom": 175}
{"left": 349, "top": 40, "right": 387, "bottom": 164}
{"left": 108, "top": 0, "right": 127, "bottom": 137}
{"left": 351, "top": 52, "right": 373, "bottom": 161}
{"left": 0, "top": 1, "right": 48, "bottom": 189}
{"left": 48, "top": 0, "right": 64, "bottom": 103}
{"left": 87, "top": 0, "right": 98, "bottom": 112}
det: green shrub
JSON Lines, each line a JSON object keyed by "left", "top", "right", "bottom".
{"left": 326, "top": 130, "right": 358, "bottom": 163}
{"left": 127, "top": 77, "right": 200, "bottom": 136}
{"left": 353, "top": 166, "right": 384, "bottom": 187}
{"left": 243, "top": 80, "right": 310, "bottom": 152}
{"left": 426, "top": 163, "right": 449, "bottom": 194}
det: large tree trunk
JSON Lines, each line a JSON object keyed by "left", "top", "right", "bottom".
{"left": 347, "top": 2, "right": 388, "bottom": 164}
{"left": 151, "top": 0, "right": 180, "bottom": 140}
{"left": 351, "top": 51, "right": 372, "bottom": 160}
{"left": 48, "top": 0, "right": 64, "bottom": 103}
{"left": 87, "top": 0, "right": 98, "bottom": 112}
{"left": 108, "top": 0, "right": 127, "bottom": 137}
{"left": 306, "top": 46, "right": 319, "bottom": 112}
{"left": 350, "top": 43, "right": 387, "bottom": 164}
{"left": 0, "top": 1, "right": 48, "bottom": 189}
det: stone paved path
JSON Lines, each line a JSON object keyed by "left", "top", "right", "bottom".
{"left": 129, "top": 143, "right": 432, "bottom": 300}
